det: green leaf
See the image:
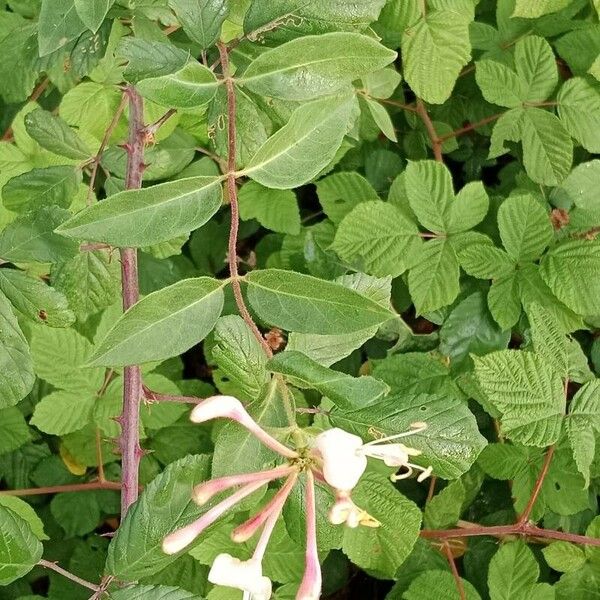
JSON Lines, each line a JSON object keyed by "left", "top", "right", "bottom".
{"left": 242, "top": 95, "right": 358, "bottom": 189}
{"left": 424, "top": 479, "right": 466, "bottom": 529}
{"left": 439, "top": 292, "right": 511, "bottom": 369}
{"left": 498, "top": 194, "right": 553, "bottom": 262}
{"left": 316, "top": 171, "right": 379, "bottom": 225}
{"left": 487, "top": 541, "right": 543, "bottom": 600}
{"left": 241, "top": 32, "right": 396, "bottom": 101}
{"left": 402, "top": 9, "right": 471, "bottom": 104}
{"left": 74, "top": 0, "right": 115, "bottom": 32}
{"left": 515, "top": 35, "right": 558, "bottom": 103}
{"left": 89, "top": 277, "right": 225, "bottom": 367}
{"left": 168, "top": 0, "right": 228, "bottom": 48}
{"left": 365, "top": 97, "right": 397, "bottom": 142}
{"left": 527, "top": 303, "right": 569, "bottom": 379}
{"left": 404, "top": 570, "right": 481, "bottom": 600}
{"left": 447, "top": 181, "right": 489, "bottom": 234}
{"left": 56, "top": 177, "right": 223, "bottom": 247}
{"left": 238, "top": 181, "right": 300, "bottom": 235}
{"left": 137, "top": 63, "right": 219, "bottom": 110}
{"left": 542, "top": 542, "right": 587, "bottom": 573}
{"left": 331, "top": 201, "right": 421, "bottom": 277}
{"left": 23, "top": 109, "right": 91, "bottom": 160}
{"left": 331, "top": 392, "right": 487, "bottom": 479}
{"left": 117, "top": 38, "right": 189, "bottom": 84}
{"left": 243, "top": 0, "right": 386, "bottom": 42}
{"left": 107, "top": 455, "right": 211, "bottom": 580}
{"left": 474, "top": 350, "right": 565, "bottom": 447}
{"left": 2, "top": 166, "right": 81, "bottom": 213}
{"left": 513, "top": 0, "right": 572, "bottom": 18}
{"left": 458, "top": 244, "right": 515, "bottom": 279}
{"left": 111, "top": 585, "right": 204, "bottom": 600}
{"left": 408, "top": 239, "right": 460, "bottom": 314}
{"left": 0, "top": 293, "right": 35, "bottom": 409}
{"left": 0, "top": 206, "right": 78, "bottom": 264}
{"left": 268, "top": 350, "right": 389, "bottom": 409}
{"left": 38, "top": 0, "right": 86, "bottom": 56}
{"left": 245, "top": 268, "right": 393, "bottom": 334}
{"left": 557, "top": 77, "right": 600, "bottom": 153}
{"left": 0, "top": 497, "right": 47, "bottom": 541}
{"left": 476, "top": 60, "right": 524, "bottom": 108}
{"left": 540, "top": 239, "right": 600, "bottom": 315}
{"left": 0, "top": 269, "right": 75, "bottom": 328}
{"left": 0, "top": 506, "right": 43, "bottom": 585}
{"left": 51, "top": 250, "right": 120, "bottom": 322}
{"left": 30, "top": 389, "right": 95, "bottom": 435}
{"left": 520, "top": 108, "right": 572, "bottom": 185}
{"left": 210, "top": 315, "right": 269, "bottom": 402}
{"left": 554, "top": 159, "right": 600, "bottom": 211}
{"left": 0, "top": 407, "right": 31, "bottom": 455}
{"left": 50, "top": 491, "right": 101, "bottom": 537}
{"left": 342, "top": 473, "right": 421, "bottom": 577}
{"left": 565, "top": 380, "right": 600, "bottom": 487}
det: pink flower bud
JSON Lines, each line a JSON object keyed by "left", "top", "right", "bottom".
{"left": 296, "top": 471, "right": 321, "bottom": 600}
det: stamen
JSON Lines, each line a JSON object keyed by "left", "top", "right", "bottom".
{"left": 361, "top": 422, "right": 427, "bottom": 449}
{"left": 232, "top": 471, "right": 299, "bottom": 543}
{"left": 193, "top": 465, "right": 295, "bottom": 505}
{"left": 162, "top": 479, "right": 266, "bottom": 555}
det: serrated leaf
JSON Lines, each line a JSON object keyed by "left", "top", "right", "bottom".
{"left": 565, "top": 380, "right": 600, "bottom": 487}
{"left": 107, "top": 455, "right": 211, "bottom": 580}
{"left": 540, "top": 239, "right": 600, "bottom": 315}
{"left": 365, "top": 97, "right": 397, "bottom": 141}
{"left": 51, "top": 250, "right": 120, "bottom": 322}
{"left": 0, "top": 407, "right": 31, "bottom": 455}
{"left": 542, "top": 542, "right": 587, "bottom": 573}
{"left": 476, "top": 60, "right": 524, "bottom": 108}
{"left": 117, "top": 38, "right": 189, "bottom": 84}
{"left": 513, "top": 0, "right": 572, "bottom": 18}
{"left": 520, "top": 107, "right": 572, "bottom": 185}
{"left": 89, "top": 277, "right": 225, "bottom": 367}
{"left": 408, "top": 239, "right": 460, "bottom": 314}
{"left": 30, "top": 390, "right": 95, "bottom": 435}
{"left": 316, "top": 171, "right": 379, "bottom": 225}
{"left": 458, "top": 244, "right": 515, "bottom": 279}
{"left": 242, "top": 95, "right": 357, "bottom": 189}
{"left": 137, "top": 63, "right": 219, "bottom": 109}
{"left": 331, "top": 392, "right": 487, "bottom": 479}
{"left": 24, "top": 109, "right": 91, "bottom": 160}
{"left": 404, "top": 570, "right": 481, "bottom": 600}
{"left": 342, "top": 473, "right": 421, "bottom": 577}
{"left": 57, "top": 177, "right": 223, "bottom": 247}
{"left": 38, "top": 0, "right": 86, "bottom": 56}
{"left": 168, "top": 0, "right": 228, "bottom": 48}
{"left": 111, "top": 585, "right": 204, "bottom": 600}
{"left": 0, "top": 293, "right": 35, "bottom": 409}
{"left": 74, "top": 0, "right": 115, "bottom": 32}
{"left": 515, "top": 35, "right": 558, "bottom": 103}
{"left": 424, "top": 479, "right": 466, "bottom": 529}
{"left": 402, "top": 9, "right": 471, "bottom": 104}
{"left": 2, "top": 166, "right": 81, "bottom": 213}
{"left": 527, "top": 303, "right": 569, "bottom": 378}
{"left": 487, "top": 541, "right": 541, "bottom": 600}
{"left": 557, "top": 77, "right": 600, "bottom": 153}
{"left": 488, "top": 272, "right": 522, "bottom": 330}
{"left": 268, "top": 350, "right": 389, "bottom": 409}
{"left": 0, "top": 497, "right": 47, "bottom": 541}
{"left": 447, "top": 181, "right": 489, "bottom": 234}
{"left": 238, "top": 181, "right": 300, "bottom": 235}
{"left": 245, "top": 268, "right": 393, "bottom": 334}
{"left": 474, "top": 350, "right": 565, "bottom": 446}
{"left": 0, "top": 507, "right": 43, "bottom": 585}
{"left": 498, "top": 194, "right": 553, "bottom": 262}
{"left": 0, "top": 269, "right": 75, "bottom": 328}
{"left": 331, "top": 201, "right": 421, "bottom": 277}
{"left": 241, "top": 32, "right": 396, "bottom": 101}
{"left": 0, "top": 206, "right": 78, "bottom": 264}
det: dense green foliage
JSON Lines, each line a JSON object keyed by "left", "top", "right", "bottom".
{"left": 2, "top": 0, "right": 600, "bottom": 598}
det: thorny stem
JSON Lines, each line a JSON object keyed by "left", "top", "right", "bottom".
{"left": 517, "top": 445, "right": 555, "bottom": 525}
{"left": 0, "top": 481, "right": 122, "bottom": 497}
{"left": 443, "top": 543, "right": 466, "bottom": 600}
{"left": 119, "top": 85, "right": 145, "bottom": 515}
{"left": 38, "top": 560, "right": 100, "bottom": 592}
{"left": 217, "top": 42, "right": 273, "bottom": 359}
{"left": 87, "top": 91, "right": 128, "bottom": 205}
{"left": 416, "top": 99, "right": 443, "bottom": 163}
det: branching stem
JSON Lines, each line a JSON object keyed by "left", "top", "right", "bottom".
{"left": 38, "top": 560, "right": 100, "bottom": 592}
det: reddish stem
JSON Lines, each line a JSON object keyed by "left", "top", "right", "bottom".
{"left": 437, "top": 113, "right": 504, "bottom": 142}
{"left": 119, "top": 85, "right": 145, "bottom": 515}
{"left": 217, "top": 42, "right": 273, "bottom": 359}
{"left": 518, "top": 445, "right": 555, "bottom": 525}
{"left": 38, "top": 559, "right": 100, "bottom": 592}
{"left": 0, "top": 481, "right": 121, "bottom": 497}
{"left": 1, "top": 78, "right": 50, "bottom": 141}
{"left": 416, "top": 99, "right": 443, "bottom": 163}
{"left": 443, "top": 543, "right": 466, "bottom": 600}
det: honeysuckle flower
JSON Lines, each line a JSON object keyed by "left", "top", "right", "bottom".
{"left": 162, "top": 395, "right": 434, "bottom": 600}
{"left": 208, "top": 554, "right": 272, "bottom": 600}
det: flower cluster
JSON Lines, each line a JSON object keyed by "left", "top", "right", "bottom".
{"left": 162, "top": 395, "right": 432, "bottom": 599}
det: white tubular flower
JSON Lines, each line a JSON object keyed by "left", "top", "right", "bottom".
{"left": 190, "top": 395, "right": 298, "bottom": 459}
{"left": 208, "top": 554, "right": 272, "bottom": 600}
{"left": 315, "top": 428, "right": 367, "bottom": 492}
{"left": 329, "top": 492, "right": 380, "bottom": 529}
